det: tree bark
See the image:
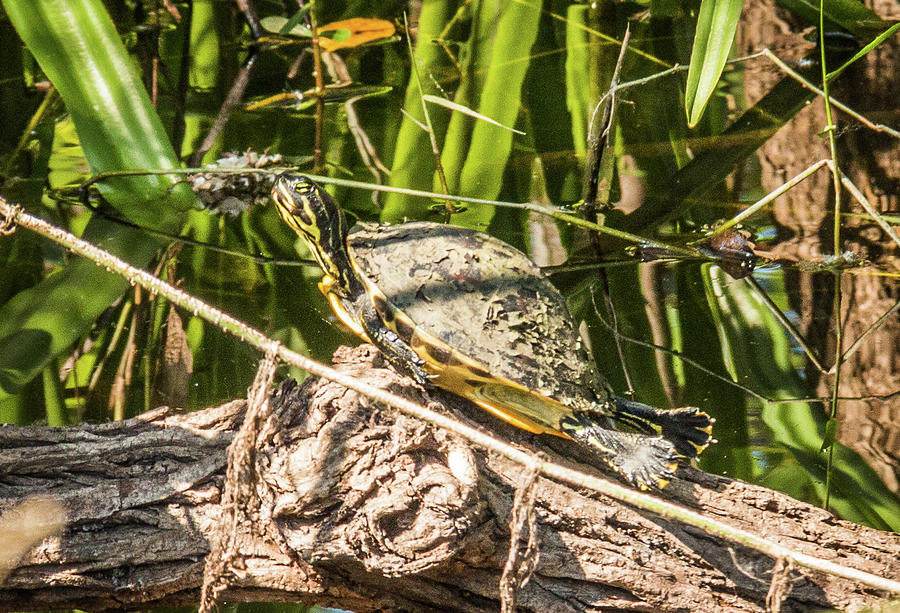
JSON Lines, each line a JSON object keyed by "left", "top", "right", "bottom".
{"left": 1, "top": 345, "right": 898, "bottom": 612}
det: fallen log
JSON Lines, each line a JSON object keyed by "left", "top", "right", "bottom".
{"left": 1, "top": 345, "right": 898, "bottom": 612}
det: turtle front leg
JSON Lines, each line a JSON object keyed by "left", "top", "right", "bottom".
{"left": 359, "top": 300, "right": 433, "bottom": 387}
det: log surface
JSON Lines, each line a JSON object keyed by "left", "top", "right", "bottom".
{"left": 1, "top": 346, "right": 898, "bottom": 612}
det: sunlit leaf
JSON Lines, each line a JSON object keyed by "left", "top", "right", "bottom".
{"left": 247, "top": 85, "right": 392, "bottom": 111}
{"left": 318, "top": 18, "right": 395, "bottom": 51}
{"left": 421, "top": 94, "right": 525, "bottom": 135}
{"left": 259, "top": 14, "right": 312, "bottom": 37}
{"left": 246, "top": 91, "right": 312, "bottom": 111}
{"left": 685, "top": 0, "right": 743, "bottom": 127}
{"left": 280, "top": 6, "right": 312, "bottom": 35}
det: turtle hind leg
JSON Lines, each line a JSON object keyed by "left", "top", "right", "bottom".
{"left": 561, "top": 413, "right": 679, "bottom": 490}
{"left": 612, "top": 398, "right": 714, "bottom": 460}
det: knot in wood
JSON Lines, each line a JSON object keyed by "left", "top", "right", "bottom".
{"left": 259, "top": 351, "right": 484, "bottom": 576}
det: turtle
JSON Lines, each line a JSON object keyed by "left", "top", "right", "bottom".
{"left": 271, "top": 173, "right": 713, "bottom": 489}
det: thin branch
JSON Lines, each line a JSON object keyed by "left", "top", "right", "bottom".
{"left": 308, "top": 1, "right": 325, "bottom": 173}
{"left": 705, "top": 160, "right": 829, "bottom": 238}
{"left": 761, "top": 48, "right": 900, "bottom": 139}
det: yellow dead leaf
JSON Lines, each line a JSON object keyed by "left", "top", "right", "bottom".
{"left": 317, "top": 17, "right": 395, "bottom": 52}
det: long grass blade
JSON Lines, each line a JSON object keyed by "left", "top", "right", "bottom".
{"left": 685, "top": 0, "right": 743, "bottom": 127}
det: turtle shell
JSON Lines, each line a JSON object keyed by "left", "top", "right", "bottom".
{"left": 347, "top": 221, "right": 615, "bottom": 429}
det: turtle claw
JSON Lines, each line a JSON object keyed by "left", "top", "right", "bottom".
{"left": 405, "top": 355, "right": 436, "bottom": 388}
{"left": 408, "top": 364, "right": 436, "bottom": 387}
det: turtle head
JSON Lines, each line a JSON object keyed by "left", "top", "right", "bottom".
{"left": 272, "top": 172, "right": 361, "bottom": 297}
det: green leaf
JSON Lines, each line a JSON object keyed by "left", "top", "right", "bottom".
{"left": 421, "top": 94, "right": 525, "bottom": 135}
{"left": 449, "top": 0, "right": 541, "bottom": 227}
{"left": 684, "top": 0, "right": 744, "bottom": 127}
{"left": 2, "top": 0, "right": 194, "bottom": 225}
{"left": 564, "top": 4, "right": 591, "bottom": 158}
{"left": 282, "top": 7, "right": 312, "bottom": 35}
{"left": 0, "top": 0, "right": 196, "bottom": 395}
{"left": 617, "top": 38, "right": 858, "bottom": 235}
{"left": 260, "top": 13, "right": 313, "bottom": 37}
